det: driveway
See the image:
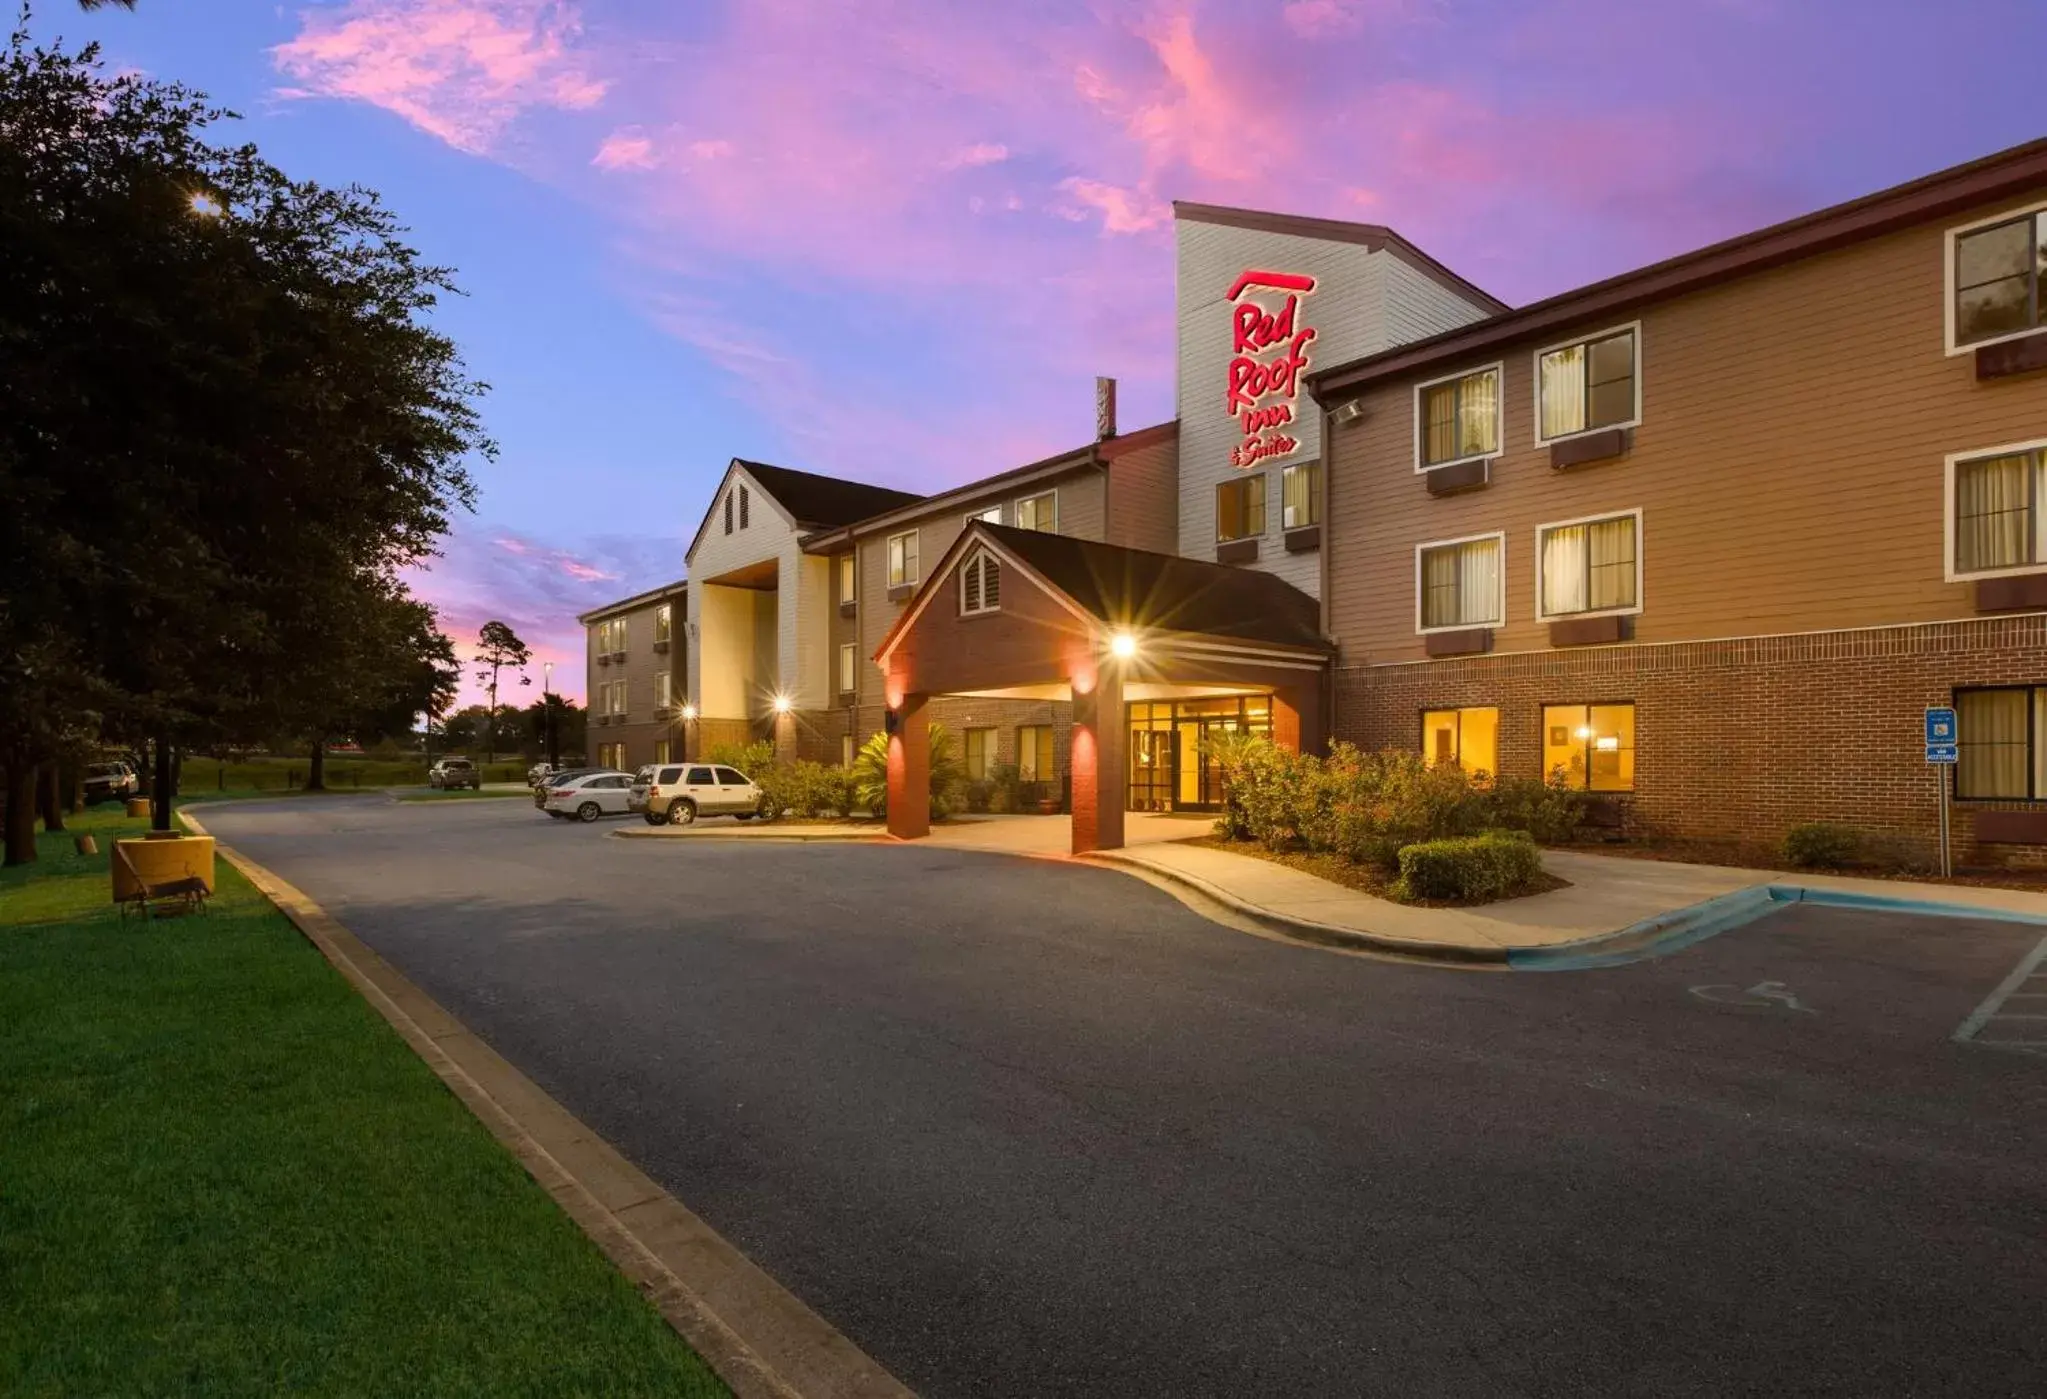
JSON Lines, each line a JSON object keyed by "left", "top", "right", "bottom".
{"left": 198, "top": 796, "right": 2047, "bottom": 1398}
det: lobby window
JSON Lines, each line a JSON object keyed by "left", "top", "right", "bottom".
{"left": 653, "top": 604, "right": 671, "bottom": 646}
{"left": 1015, "top": 491, "right": 1057, "bottom": 532}
{"left": 838, "top": 553, "right": 856, "bottom": 605}
{"left": 1535, "top": 325, "right": 1638, "bottom": 443}
{"left": 1417, "top": 533, "right": 1503, "bottom": 631}
{"left": 960, "top": 551, "right": 1001, "bottom": 615}
{"left": 1950, "top": 207, "right": 2046, "bottom": 350}
{"left": 1017, "top": 725, "right": 1055, "bottom": 783}
{"left": 1216, "top": 474, "right": 1266, "bottom": 542}
{"left": 1538, "top": 511, "right": 1641, "bottom": 619}
{"left": 1422, "top": 707, "right": 1499, "bottom": 780}
{"left": 1956, "top": 687, "right": 2047, "bottom": 799}
{"left": 1282, "top": 462, "right": 1320, "bottom": 530}
{"left": 838, "top": 643, "right": 856, "bottom": 696}
{"left": 1542, "top": 703, "right": 1635, "bottom": 792}
{"left": 964, "top": 727, "right": 996, "bottom": 780}
{"left": 887, "top": 530, "right": 920, "bottom": 588}
{"left": 1951, "top": 444, "right": 2046, "bottom": 577}
{"left": 1417, "top": 365, "right": 1502, "bottom": 468}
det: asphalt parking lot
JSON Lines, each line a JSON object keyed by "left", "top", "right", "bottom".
{"left": 200, "top": 796, "right": 2047, "bottom": 1398}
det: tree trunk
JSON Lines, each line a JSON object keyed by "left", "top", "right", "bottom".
{"left": 3, "top": 753, "right": 37, "bottom": 866}
{"left": 61, "top": 753, "right": 83, "bottom": 813}
{"left": 307, "top": 739, "right": 327, "bottom": 792}
{"left": 151, "top": 733, "right": 173, "bottom": 832}
{"left": 37, "top": 761, "right": 64, "bottom": 833}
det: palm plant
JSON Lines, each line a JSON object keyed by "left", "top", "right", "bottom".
{"left": 851, "top": 724, "right": 964, "bottom": 818}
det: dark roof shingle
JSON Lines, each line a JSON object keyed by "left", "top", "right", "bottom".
{"left": 737, "top": 460, "right": 922, "bottom": 529}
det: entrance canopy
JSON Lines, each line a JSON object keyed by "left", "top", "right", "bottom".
{"left": 873, "top": 523, "right": 1333, "bottom": 852}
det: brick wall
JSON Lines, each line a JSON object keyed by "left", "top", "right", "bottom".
{"left": 1334, "top": 615, "right": 2047, "bottom": 862}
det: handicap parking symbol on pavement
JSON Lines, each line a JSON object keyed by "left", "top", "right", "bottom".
{"left": 1689, "top": 979, "right": 1817, "bottom": 1013}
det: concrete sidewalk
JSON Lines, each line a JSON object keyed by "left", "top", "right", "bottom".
{"left": 1090, "top": 842, "right": 2047, "bottom": 963}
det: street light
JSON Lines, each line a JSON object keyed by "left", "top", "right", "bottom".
{"left": 543, "top": 661, "right": 558, "bottom": 769}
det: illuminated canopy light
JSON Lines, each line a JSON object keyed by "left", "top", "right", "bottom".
{"left": 1109, "top": 630, "right": 1138, "bottom": 660}
{"left": 771, "top": 694, "right": 793, "bottom": 714}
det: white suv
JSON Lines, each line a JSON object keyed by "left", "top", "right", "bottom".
{"left": 428, "top": 758, "right": 479, "bottom": 790}
{"left": 637, "top": 764, "right": 766, "bottom": 826}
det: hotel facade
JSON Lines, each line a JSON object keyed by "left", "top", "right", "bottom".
{"left": 584, "top": 139, "right": 2047, "bottom": 861}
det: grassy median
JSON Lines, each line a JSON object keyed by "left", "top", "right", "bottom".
{"left": 0, "top": 806, "right": 727, "bottom": 1398}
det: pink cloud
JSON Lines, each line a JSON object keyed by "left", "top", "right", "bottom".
{"left": 593, "top": 126, "right": 657, "bottom": 169}
{"left": 942, "top": 141, "right": 1010, "bottom": 170}
{"left": 273, "top": 0, "right": 607, "bottom": 155}
{"left": 1059, "top": 177, "right": 1169, "bottom": 234}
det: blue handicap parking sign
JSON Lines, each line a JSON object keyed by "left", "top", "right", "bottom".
{"left": 1925, "top": 706, "right": 1957, "bottom": 747}
{"left": 1926, "top": 743, "right": 1958, "bottom": 765}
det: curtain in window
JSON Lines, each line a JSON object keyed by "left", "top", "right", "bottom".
{"left": 1542, "top": 525, "right": 1587, "bottom": 615}
{"left": 1959, "top": 688, "right": 2030, "bottom": 798}
{"left": 1539, "top": 345, "right": 1585, "bottom": 439}
{"left": 1955, "top": 452, "right": 2034, "bottom": 572}
{"left": 1421, "top": 545, "right": 1459, "bottom": 627}
{"left": 1282, "top": 464, "right": 1318, "bottom": 529}
{"left": 1458, "top": 539, "right": 1498, "bottom": 625}
{"left": 1459, "top": 370, "right": 1499, "bottom": 456}
{"left": 1424, "top": 383, "right": 1457, "bottom": 463}
{"left": 1587, "top": 517, "right": 1637, "bottom": 609}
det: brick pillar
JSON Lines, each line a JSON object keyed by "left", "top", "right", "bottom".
{"left": 1272, "top": 682, "right": 1322, "bottom": 756}
{"left": 1071, "top": 669, "right": 1125, "bottom": 854}
{"left": 887, "top": 693, "right": 930, "bottom": 840}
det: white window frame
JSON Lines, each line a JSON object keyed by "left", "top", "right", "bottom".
{"left": 965, "top": 503, "right": 1003, "bottom": 528}
{"left": 1013, "top": 489, "right": 1058, "bottom": 533}
{"left": 959, "top": 550, "right": 1001, "bottom": 616}
{"left": 1944, "top": 436, "right": 2047, "bottom": 581}
{"left": 655, "top": 672, "right": 672, "bottom": 708}
{"left": 1530, "top": 321, "right": 1643, "bottom": 447}
{"left": 837, "top": 642, "right": 856, "bottom": 694}
{"left": 653, "top": 604, "right": 671, "bottom": 644}
{"left": 887, "top": 530, "right": 920, "bottom": 588}
{"left": 1533, "top": 507, "right": 1645, "bottom": 623}
{"left": 1412, "top": 361, "right": 1506, "bottom": 473}
{"left": 1945, "top": 200, "right": 2047, "bottom": 356}
{"left": 1413, "top": 530, "right": 1507, "bottom": 635}
{"left": 837, "top": 553, "right": 856, "bottom": 605}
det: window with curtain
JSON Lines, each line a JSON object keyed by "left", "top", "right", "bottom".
{"left": 1539, "top": 513, "right": 1639, "bottom": 618}
{"left": 1015, "top": 492, "right": 1057, "bottom": 532}
{"left": 1537, "top": 328, "right": 1637, "bottom": 442}
{"left": 1216, "top": 474, "right": 1266, "bottom": 542}
{"left": 1953, "top": 448, "right": 2044, "bottom": 575}
{"left": 653, "top": 604, "right": 671, "bottom": 645}
{"left": 1956, "top": 687, "right": 2047, "bottom": 799}
{"left": 1017, "top": 725, "right": 1056, "bottom": 783}
{"left": 1281, "top": 462, "right": 1320, "bottom": 530}
{"left": 838, "top": 554, "right": 856, "bottom": 604}
{"left": 1418, "top": 366, "right": 1501, "bottom": 466}
{"left": 960, "top": 551, "right": 1001, "bottom": 615}
{"left": 837, "top": 643, "right": 855, "bottom": 695}
{"left": 1542, "top": 703, "right": 1635, "bottom": 791}
{"left": 656, "top": 672, "right": 672, "bottom": 708}
{"left": 1953, "top": 211, "right": 2046, "bottom": 348}
{"left": 1422, "top": 707, "right": 1499, "bottom": 780}
{"left": 1418, "top": 536, "right": 1502, "bottom": 630}
{"left": 964, "top": 727, "right": 995, "bottom": 780}
{"left": 887, "top": 531, "right": 919, "bottom": 587}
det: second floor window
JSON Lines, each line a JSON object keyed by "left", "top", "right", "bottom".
{"left": 604, "top": 679, "right": 627, "bottom": 716}
{"left": 1418, "top": 534, "right": 1503, "bottom": 631}
{"left": 1537, "top": 326, "right": 1637, "bottom": 443}
{"left": 653, "top": 604, "right": 671, "bottom": 645}
{"left": 1216, "top": 474, "right": 1265, "bottom": 542}
{"left": 1015, "top": 492, "right": 1056, "bottom": 532}
{"left": 655, "top": 672, "right": 672, "bottom": 708}
{"left": 961, "top": 551, "right": 1001, "bottom": 615}
{"left": 1953, "top": 445, "right": 2046, "bottom": 576}
{"left": 888, "top": 531, "right": 920, "bottom": 588}
{"left": 1538, "top": 512, "right": 1640, "bottom": 618}
{"left": 1281, "top": 462, "right": 1320, "bottom": 530}
{"left": 1953, "top": 209, "right": 2046, "bottom": 348}
{"left": 1418, "top": 366, "right": 1501, "bottom": 467}
{"left": 838, "top": 642, "right": 856, "bottom": 695}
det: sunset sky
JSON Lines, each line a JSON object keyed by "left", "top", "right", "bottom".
{"left": 44, "top": 0, "right": 2045, "bottom": 703}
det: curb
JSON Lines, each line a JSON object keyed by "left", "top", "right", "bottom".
{"left": 1079, "top": 850, "right": 1509, "bottom": 965}
{"left": 179, "top": 809, "right": 914, "bottom": 1399}
{"left": 614, "top": 826, "right": 891, "bottom": 843}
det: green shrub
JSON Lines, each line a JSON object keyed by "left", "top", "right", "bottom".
{"left": 848, "top": 726, "right": 964, "bottom": 818}
{"left": 1782, "top": 821, "right": 1861, "bottom": 869}
{"left": 708, "top": 740, "right": 776, "bottom": 777}
{"left": 1391, "top": 830, "right": 1545, "bottom": 903}
{"left": 755, "top": 760, "right": 862, "bottom": 819}
{"left": 986, "top": 763, "right": 1021, "bottom": 814}
{"left": 1483, "top": 772, "right": 1587, "bottom": 843}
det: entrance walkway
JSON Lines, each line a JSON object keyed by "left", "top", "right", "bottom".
{"left": 923, "top": 811, "right": 1210, "bottom": 855}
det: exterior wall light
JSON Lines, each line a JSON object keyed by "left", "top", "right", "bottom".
{"left": 681, "top": 704, "right": 697, "bottom": 722}
{"left": 1110, "top": 631, "right": 1138, "bottom": 660}
{"left": 772, "top": 694, "right": 793, "bottom": 714}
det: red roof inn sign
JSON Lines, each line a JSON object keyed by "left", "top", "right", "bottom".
{"left": 1225, "top": 269, "right": 1318, "bottom": 469}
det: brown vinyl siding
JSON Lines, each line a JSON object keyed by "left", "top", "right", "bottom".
{"left": 1104, "top": 434, "right": 1180, "bottom": 556}
{"left": 1326, "top": 187, "right": 2047, "bottom": 664}
{"left": 582, "top": 588, "right": 687, "bottom": 768}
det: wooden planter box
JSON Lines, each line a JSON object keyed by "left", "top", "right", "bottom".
{"left": 111, "top": 834, "right": 216, "bottom": 903}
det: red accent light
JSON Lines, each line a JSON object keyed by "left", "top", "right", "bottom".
{"left": 1225, "top": 270, "right": 1317, "bottom": 301}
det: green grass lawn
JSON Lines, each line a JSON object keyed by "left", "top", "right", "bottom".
{"left": 177, "top": 755, "right": 534, "bottom": 794}
{"left": 0, "top": 807, "right": 727, "bottom": 1398}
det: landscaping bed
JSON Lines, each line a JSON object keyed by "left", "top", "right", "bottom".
{"left": 0, "top": 806, "right": 725, "bottom": 1398}
{"left": 1189, "top": 834, "right": 1570, "bottom": 907}
{"left": 1555, "top": 834, "right": 2047, "bottom": 894}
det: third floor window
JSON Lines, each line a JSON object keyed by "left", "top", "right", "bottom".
{"left": 1952, "top": 209, "right": 2047, "bottom": 349}
{"left": 653, "top": 604, "right": 671, "bottom": 645}
{"left": 1417, "top": 366, "right": 1501, "bottom": 468}
{"left": 1015, "top": 492, "right": 1057, "bottom": 532}
{"left": 1216, "top": 474, "right": 1265, "bottom": 542}
{"left": 1536, "top": 326, "right": 1638, "bottom": 444}
{"left": 888, "top": 531, "right": 920, "bottom": 588}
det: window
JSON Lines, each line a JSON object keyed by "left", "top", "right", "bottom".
{"left": 1216, "top": 474, "right": 1265, "bottom": 542}
{"left": 1535, "top": 325, "right": 1638, "bottom": 443}
{"left": 841, "top": 733, "right": 855, "bottom": 768}
{"left": 1422, "top": 707, "right": 1499, "bottom": 780}
{"left": 604, "top": 678, "right": 627, "bottom": 716}
{"left": 838, "top": 642, "right": 856, "bottom": 695}
{"left": 1542, "top": 703, "right": 1635, "bottom": 792}
{"left": 1416, "top": 533, "right": 1504, "bottom": 631}
{"left": 964, "top": 727, "right": 996, "bottom": 780}
{"left": 655, "top": 672, "right": 672, "bottom": 709}
{"left": 598, "top": 742, "right": 625, "bottom": 769}
{"left": 1015, "top": 491, "right": 1057, "bottom": 532}
{"left": 1281, "top": 461, "right": 1320, "bottom": 530}
{"left": 968, "top": 504, "right": 1002, "bottom": 526}
{"left": 1537, "top": 510, "right": 1641, "bottom": 619}
{"left": 593, "top": 617, "right": 627, "bottom": 654}
{"left": 888, "top": 530, "right": 920, "bottom": 588}
{"left": 1950, "top": 443, "right": 2047, "bottom": 577}
{"left": 654, "top": 744, "right": 672, "bottom": 766}
{"left": 1017, "top": 725, "right": 1055, "bottom": 782}
{"left": 686, "top": 766, "right": 713, "bottom": 785}
{"left": 653, "top": 604, "right": 671, "bottom": 645}
{"left": 723, "top": 490, "right": 734, "bottom": 534}
{"left": 1950, "top": 208, "right": 2047, "bottom": 350}
{"left": 1416, "top": 365, "right": 1502, "bottom": 468}
{"left": 960, "top": 551, "right": 1001, "bottom": 615}
{"left": 713, "top": 767, "right": 748, "bottom": 785}
{"left": 1956, "top": 687, "right": 2047, "bottom": 799}
{"left": 838, "top": 553, "right": 856, "bottom": 604}
{"left": 739, "top": 485, "right": 749, "bottom": 529}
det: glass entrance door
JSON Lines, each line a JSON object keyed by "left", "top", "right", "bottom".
{"left": 1127, "top": 696, "right": 1273, "bottom": 812}
{"left": 1128, "top": 726, "right": 1174, "bottom": 812}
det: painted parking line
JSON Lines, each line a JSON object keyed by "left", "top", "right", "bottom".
{"left": 1952, "top": 933, "right": 2047, "bottom": 1055}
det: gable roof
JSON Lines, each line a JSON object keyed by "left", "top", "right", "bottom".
{"left": 1308, "top": 136, "right": 2047, "bottom": 399}
{"left": 737, "top": 460, "right": 922, "bottom": 530}
{"left": 877, "top": 523, "right": 1331, "bottom": 665}
{"left": 575, "top": 578, "right": 687, "bottom": 626}
{"left": 1174, "top": 200, "right": 1509, "bottom": 315}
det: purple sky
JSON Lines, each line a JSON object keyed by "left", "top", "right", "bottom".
{"left": 47, "top": 0, "right": 2046, "bottom": 704}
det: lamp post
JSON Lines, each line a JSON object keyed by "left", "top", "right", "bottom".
{"left": 543, "top": 661, "right": 558, "bottom": 770}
